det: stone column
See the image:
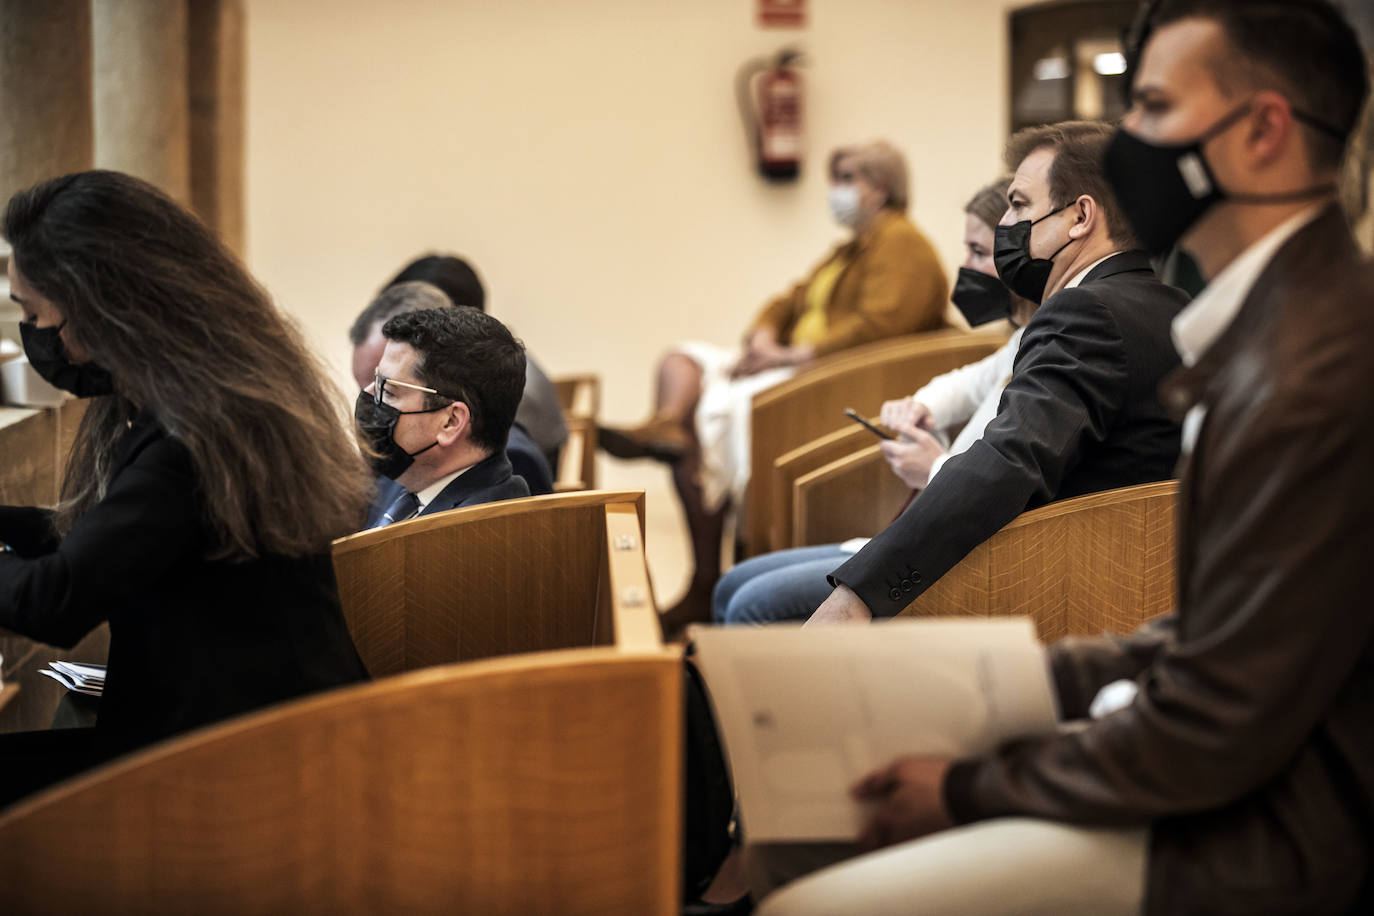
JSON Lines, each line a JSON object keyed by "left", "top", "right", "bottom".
{"left": 92, "top": 0, "right": 191, "bottom": 203}
{"left": 0, "top": 0, "right": 95, "bottom": 329}
{"left": 189, "top": 0, "right": 246, "bottom": 254}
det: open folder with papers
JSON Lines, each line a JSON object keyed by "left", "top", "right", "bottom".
{"left": 688, "top": 619, "right": 1058, "bottom": 843}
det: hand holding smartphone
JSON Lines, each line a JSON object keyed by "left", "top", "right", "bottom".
{"left": 843, "top": 408, "right": 894, "bottom": 441}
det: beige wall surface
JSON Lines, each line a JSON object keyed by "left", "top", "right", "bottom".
{"left": 245, "top": 0, "right": 1015, "bottom": 419}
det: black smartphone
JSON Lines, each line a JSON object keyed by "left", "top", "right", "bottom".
{"left": 843, "top": 408, "right": 894, "bottom": 441}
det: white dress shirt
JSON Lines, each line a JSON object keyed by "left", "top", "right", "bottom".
{"left": 1170, "top": 205, "right": 1323, "bottom": 453}
{"left": 405, "top": 463, "right": 473, "bottom": 520}
{"left": 914, "top": 328, "right": 1025, "bottom": 484}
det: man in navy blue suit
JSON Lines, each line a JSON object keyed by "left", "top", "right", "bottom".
{"left": 355, "top": 306, "right": 533, "bottom": 527}
{"left": 350, "top": 282, "right": 554, "bottom": 496}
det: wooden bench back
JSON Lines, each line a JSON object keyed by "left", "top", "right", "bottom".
{"left": 901, "top": 481, "right": 1179, "bottom": 641}
{"left": 0, "top": 647, "right": 683, "bottom": 915}
{"left": 744, "top": 329, "right": 1004, "bottom": 556}
{"left": 772, "top": 422, "right": 887, "bottom": 551}
{"left": 792, "top": 442, "right": 912, "bottom": 547}
{"left": 332, "top": 491, "right": 658, "bottom": 676}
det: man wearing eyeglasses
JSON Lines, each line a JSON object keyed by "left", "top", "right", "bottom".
{"left": 354, "top": 307, "right": 531, "bottom": 528}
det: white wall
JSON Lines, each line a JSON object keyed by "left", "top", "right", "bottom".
{"left": 244, "top": 0, "right": 1016, "bottom": 421}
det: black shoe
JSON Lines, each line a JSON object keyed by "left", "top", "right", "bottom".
{"left": 683, "top": 895, "right": 754, "bottom": 915}
{"left": 598, "top": 422, "right": 689, "bottom": 462}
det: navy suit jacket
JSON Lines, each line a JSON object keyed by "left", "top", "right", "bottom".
{"left": 508, "top": 423, "right": 554, "bottom": 496}
{"left": 832, "top": 250, "right": 1189, "bottom": 616}
{"left": 367, "top": 448, "right": 530, "bottom": 527}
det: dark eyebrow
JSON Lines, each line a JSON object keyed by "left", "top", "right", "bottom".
{"left": 9, "top": 292, "right": 24, "bottom": 305}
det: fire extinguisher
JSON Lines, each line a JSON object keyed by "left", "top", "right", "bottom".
{"left": 737, "top": 48, "right": 804, "bottom": 182}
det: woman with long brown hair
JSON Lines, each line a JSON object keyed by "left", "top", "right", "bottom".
{"left": 0, "top": 170, "right": 372, "bottom": 805}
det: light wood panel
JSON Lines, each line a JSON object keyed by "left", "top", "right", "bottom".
{"left": 0, "top": 398, "right": 103, "bottom": 734}
{"left": 555, "top": 415, "right": 597, "bottom": 492}
{"left": 332, "top": 490, "right": 655, "bottom": 677}
{"left": 771, "top": 423, "right": 881, "bottom": 552}
{"left": 0, "top": 647, "right": 683, "bottom": 915}
{"left": 792, "top": 444, "right": 912, "bottom": 547}
{"left": 901, "top": 481, "right": 1179, "bottom": 641}
{"left": 553, "top": 372, "right": 600, "bottom": 419}
{"left": 554, "top": 373, "right": 600, "bottom": 491}
{"left": 744, "top": 329, "right": 1004, "bottom": 557}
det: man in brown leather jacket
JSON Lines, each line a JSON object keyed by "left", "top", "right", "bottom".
{"left": 753, "top": 3, "right": 1374, "bottom": 913}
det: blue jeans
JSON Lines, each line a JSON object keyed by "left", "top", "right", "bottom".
{"left": 712, "top": 544, "right": 850, "bottom": 625}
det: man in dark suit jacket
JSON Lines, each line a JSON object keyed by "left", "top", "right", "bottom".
{"left": 808, "top": 120, "right": 1189, "bottom": 625}
{"left": 351, "top": 282, "right": 553, "bottom": 498}
{"left": 357, "top": 307, "right": 531, "bottom": 529}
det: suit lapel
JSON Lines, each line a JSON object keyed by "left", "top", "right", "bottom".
{"left": 419, "top": 450, "right": 515, "bottom": 516}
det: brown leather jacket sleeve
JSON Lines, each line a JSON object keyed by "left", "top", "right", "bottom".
{"left": 944, "top": 372, "right": 1374, "bottom": 826}
{"left": 1048, "top": 617, "right": 1178, "bottom": 720}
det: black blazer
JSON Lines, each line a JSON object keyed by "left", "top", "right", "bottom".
{"left": 366, "top": 447, "right": 530, "bottom": 527}
{"left": 0, "top": 412, "right": 368, "bottom": 757}
{"left": 832, "top": 251, "right": 1189, "bottom": 616}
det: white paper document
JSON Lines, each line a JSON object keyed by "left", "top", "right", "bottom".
{"left": 689, "top": 619, "right": 1058, "bottom": 842}
{"left": 38, "top": 661, "right": 107, "bottom": 697}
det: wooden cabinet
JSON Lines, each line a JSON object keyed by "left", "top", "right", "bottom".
{"left": 0, "top": 399, "right": 108, "bottom": 734}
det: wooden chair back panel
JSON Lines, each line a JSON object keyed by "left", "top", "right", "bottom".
{"left": 333, "top": 491, "right": 648, "bottom": 677}
{"left": 553, "top": 373, "right": 600, "bottom": 419}
{"left": 553, "top": 376, "right": 600, "bottom": 491}
{"left": 744, "top": 330, "right": 1004, "bottom": 557}
{"left": 792, "top": 444, "right": 913, "bottom": 547}
{"left": 900, "top": 481, "right": 1179, "bottom": 641}
{"left": 555, "top": 415, "right": 597, "bottom": 492}
{"left": 0, "top": 648, "right": 683, "bottom": 915}
{"left": 770, "top": 423, "right": 875, "bottom": 552}
{"left": 600, "top": 503, "right": 663, "bottom": 650}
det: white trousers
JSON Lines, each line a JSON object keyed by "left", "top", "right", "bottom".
{"left": 676, "top": 341, "right": 796, "bottom": 513}
{"left": 752, "top": 818, "right": 1148, "bottom": 916}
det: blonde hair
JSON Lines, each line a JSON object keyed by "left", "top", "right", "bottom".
{"left": 829, "top": 141, "right": 911, "bottom": 211}
{"left": 965, "top": 177, "right": 1012, "bottom": 232}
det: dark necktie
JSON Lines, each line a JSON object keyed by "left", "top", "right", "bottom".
{"left": 375, "top": 490, "right": 420, "bottom": 528}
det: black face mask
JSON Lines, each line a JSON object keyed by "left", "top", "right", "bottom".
{"left": 993, "top": 204, "right": 1074, "bottom": 304}
{"left": 951, "top": 267, "right": 1013, "bottom": 326}
{"left": 1103, "top": 101, "right": 1345, "bottom": 255}
{"left": 18, "top": 320, "right": 115, "bottom": 398}
{"left": 354, "top": 389, "right": 444, "bottom": 481}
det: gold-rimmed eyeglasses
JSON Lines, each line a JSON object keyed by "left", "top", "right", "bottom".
{"left": 373, "top": 370, "right": 448, "bottom": 406}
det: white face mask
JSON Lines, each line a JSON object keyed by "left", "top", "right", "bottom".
{"left": 828, "top": 185, "right": 863, "bottom": 227}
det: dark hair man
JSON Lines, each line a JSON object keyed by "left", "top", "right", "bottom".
{"left": 808, "top": 120, "right": 1188, "bottom": 626}
{"left": 379, "top": 253, "right": 568, "bottom": 467}
{"left": 350, "top": 282, "right": 553, "bottom": 495}
{"left": 751, "top": 3, "right": 1374, "bottom": 913}
{"left": 355, "top": 307, "right": 532, "bottom": 527}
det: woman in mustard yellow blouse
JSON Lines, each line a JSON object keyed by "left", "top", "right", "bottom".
{"left": 600, "top": 141, "right": 948, "bottom": 632}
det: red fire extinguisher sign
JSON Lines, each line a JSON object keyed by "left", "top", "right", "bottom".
{"left": 758, "top": 0, "right": 806, "bottom": 29}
